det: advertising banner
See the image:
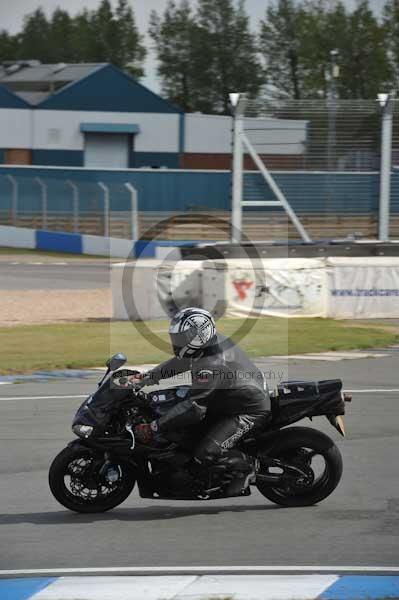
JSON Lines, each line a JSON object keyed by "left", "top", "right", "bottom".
{"left": 327, "top": 257, "right": 399, "bottom": 318}
{"left": 202, "top": 259, "right": 327, "bottom": 318}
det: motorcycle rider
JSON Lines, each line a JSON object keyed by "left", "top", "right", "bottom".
{"left": 130, "top": 307, "right": 270, "bottom": 493}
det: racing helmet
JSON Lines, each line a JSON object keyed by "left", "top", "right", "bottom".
{"left": 169, "top": 307, "right": 216, "bottom": 359}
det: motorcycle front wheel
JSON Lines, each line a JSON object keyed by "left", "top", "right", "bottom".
{"left": 49, "top": 445, "right": 136, "bottom": 513}
{"left": 256, "top": 426, "right": 343, "bottom": 507}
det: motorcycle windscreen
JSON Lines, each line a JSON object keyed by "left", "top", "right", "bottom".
{"left": 72, "top": 377, "right": 131, "bottom": 430}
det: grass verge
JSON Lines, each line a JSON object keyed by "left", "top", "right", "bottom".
{"left": 0, "top": 317, "right": 398, "bottom": 374}
{"left": 0, "top": 246, "right": 109, "bottom": 259}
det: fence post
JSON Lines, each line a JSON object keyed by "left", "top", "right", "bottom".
{"left": 124, "top": 183, "right": 139, "bottom": 241}
{"left": 6, "top": 175, "right": 18, "bottom": 226}
{"left": 98, "top": 182, "right": 110, "bottom": 237}
{"left": 35, "top": 177, "right": 47, "bottom": 230}
{"left": 378, "top": 93, "right": 394, "bottom": 242}
{"left": 230, "top": 93, "right": 244, "bottom": 244}
{"left": 67, "top": 180, "right": 79, "bottom": 233}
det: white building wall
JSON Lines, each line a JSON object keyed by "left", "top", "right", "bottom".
{"left": 184, "top": 113, "right": 308, "bottom": 155}
{"left": 0, "top": 109, "right": 32, "bottom": 148}
{"left": 185, "top": 114, "right": 232, "bottom": 153}
{"left": 244, "top": 117, "right": 308, "bottom": 155}
{"left": 32, "top": 111, "right": 180, "bottom": 152}
{"left": 0, "top": 106, "right": 308, "bottom": 157}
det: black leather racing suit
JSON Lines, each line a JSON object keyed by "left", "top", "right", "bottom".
{"left": 146, "top": 334, "right": 270, "bottom": 464}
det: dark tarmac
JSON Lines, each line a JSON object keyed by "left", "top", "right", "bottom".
{"left": 1, "top": 354, "right": 398, "bottom": 569}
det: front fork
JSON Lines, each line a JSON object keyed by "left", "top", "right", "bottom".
{"left": 67, "top": 438, "right": 142, "bottom": 486}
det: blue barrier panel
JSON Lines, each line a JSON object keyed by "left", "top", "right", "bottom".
{"left": 321, "top": 576, "right": 399, "bottom": 599}
{"left": 36, "top": 230, "right": 83, "bottom": 254}
{"left": 134, "top": 240, "right": 156, "bottom": 258}
{"left": 0, "top": 577, "right": 56, "bottom": 600}
{"left": 134, "top": 239, "right": 198, "bottom": 258}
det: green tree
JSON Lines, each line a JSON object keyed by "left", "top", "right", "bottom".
{"left": 260, "top": 0, "right": 390, "bottom": 100}
{"left": 0, "top": 31, "right": 19, "bottom": 63}
{"left": 149, "top": 0, "right": 203, "bottom": 111}
{"left": 48, "top": 9, "right": 76, "bottom": 63}
{"left": 259, "top": 0, "right": 307, "bottom": 99}
{"left": 382, "top": 0, "right": 399, "bottom": 89}
{"left": 114, "top": 0, "right": 146, "bottom": 77}
{"left": 196, "top": 0, "right": 263, "bottom": 113}
{"left": 91, "top": 0, "right": 119, "bottom": 63}
{"left": 150, "top": 0, "right": 261, "bottom": 113}
{"left": 18, "top": 8, "right": 52, "bottom": 62}
{"left": 300, "top": 1, "right": 349, "bottom": 98}
{"left": 91, "top": 0, "right": 145, "bottom": 76}
{"left": 69, "top": 9, "right": 97, "bottom": 62}
{"left": 339, "top": 0, "right": 390, "bottom": 98}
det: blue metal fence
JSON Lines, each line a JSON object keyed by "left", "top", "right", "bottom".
{"left": 0, "top": 166, "right": 389, "bottom": 215}
{"left": 0, "top": 167, "right": 231, "bottom": 214}
{"left": 0, "top": 165, "right": 396, "bottom": 240}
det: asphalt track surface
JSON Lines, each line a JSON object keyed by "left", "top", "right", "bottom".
{"left": 1, "top": 353, "right": 398, "bottom": 570}
{"left": 0, "top": 261, "right": 110, "bottom": 290}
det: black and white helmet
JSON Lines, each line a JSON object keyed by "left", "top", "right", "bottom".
{"left": 169, "top": 307, "right": 216, "bottom": 359}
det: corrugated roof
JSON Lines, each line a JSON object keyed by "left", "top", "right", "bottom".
{"left": 0, "top": 63, "right": 105, "bottom": 83}
{"left": 0, "top": 62, "right": 181, "bottom": 113}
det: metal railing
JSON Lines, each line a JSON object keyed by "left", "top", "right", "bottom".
{"left": 232, "top": 95, "right": 399, "bottom": 241}
{"left": 0, "top": 177, "right": 138, "bottom": 240}
{"left": 2, "top": 96, "right": 399, "bottom": 242}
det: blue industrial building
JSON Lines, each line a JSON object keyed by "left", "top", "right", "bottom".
{"left": 0, "top": 61, "right": 308, "bottom": 171}
{"left": 0, "top": 62, "right": 186, "bottom": 169}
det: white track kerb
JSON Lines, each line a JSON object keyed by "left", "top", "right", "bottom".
{"left": 1, "top": 568, "right": 399, "bottom": 599}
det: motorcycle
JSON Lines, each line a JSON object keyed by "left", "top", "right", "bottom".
{"left": 49, "top": 353, "right": 351, "bottom": 513}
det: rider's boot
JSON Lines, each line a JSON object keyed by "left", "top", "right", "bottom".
{"left": 189, "top": 449, "right": 255, "bottom": 496}
{"left": 219, "top": 449, "right": 255, "bottom": 496}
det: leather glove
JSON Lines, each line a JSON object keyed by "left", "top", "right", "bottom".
{"left": 127, "top": 371, "right": 154, "bottom": 388}
{"left": 127, "top": 372, "right": 145, "bottom": 386}
{"left": 135, "top": 420, "right": 159, "bottom": 444}
{"left": 112, "top": 370, "right": 144, "bottom": 388}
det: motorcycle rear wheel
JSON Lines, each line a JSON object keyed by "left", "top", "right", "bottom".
{"left": 49, "top": 446, "right": 136, "bottom": 513}
{"left": 256, "top": 426, "right": 343, "bottom": 507}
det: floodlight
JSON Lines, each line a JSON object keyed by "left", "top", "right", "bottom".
{"left": 229, "top": 93, "right": 241, "bottom": 108}
{"left": 378, "top": 93, "right": 389, "bottom": 107}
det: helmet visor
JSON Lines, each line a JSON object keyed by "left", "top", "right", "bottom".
{"left": 169, "top": 327, "right": 197, "bottom": 357}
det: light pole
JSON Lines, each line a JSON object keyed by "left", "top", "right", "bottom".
{"left": 327, "top": 49, "right": 339, "bottom": 172}
{"left": 230, "top": 92, "right": 243, "bottom": 244}
{"left": 378, "top": 92, "right": 394, "bottom": 242}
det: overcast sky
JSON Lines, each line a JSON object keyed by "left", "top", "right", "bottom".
{"left": 0, "top": 0, "right": 387, "bottom": 92}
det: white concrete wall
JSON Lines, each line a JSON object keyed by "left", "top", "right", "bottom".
{"left": 0, "top": 109, "right": 32, "bottom": 148}
{"left": 112, "top": 261, "right": 167, "bottom": 320}
{"left": 32, "top": 111, "right": 180, "bottom": 152}
{"left": 82, "top": 235, "right": 134, "bottom": 258}
{"left": 112, "top": 260, "right": 204, "bottom": 320}
{"left": 114, "top": 257, "right": 399, "bottom": 321}
{"left": 0, "top": 225, "right": 35, "bottom": 248}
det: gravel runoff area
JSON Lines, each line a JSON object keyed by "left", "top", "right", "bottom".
{"left": 0, "top": 251, "right": 114, "bottom": 325}
{"left": 0, "top": 289, "right": 111, "bottom": 326}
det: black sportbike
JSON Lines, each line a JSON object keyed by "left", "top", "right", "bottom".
{"left": 49, "top": 353, "right": 351, "bottom": 513}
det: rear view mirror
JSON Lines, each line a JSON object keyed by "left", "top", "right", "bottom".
{"left": 106, "top": 353, "right": 127, "bottom": 371}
